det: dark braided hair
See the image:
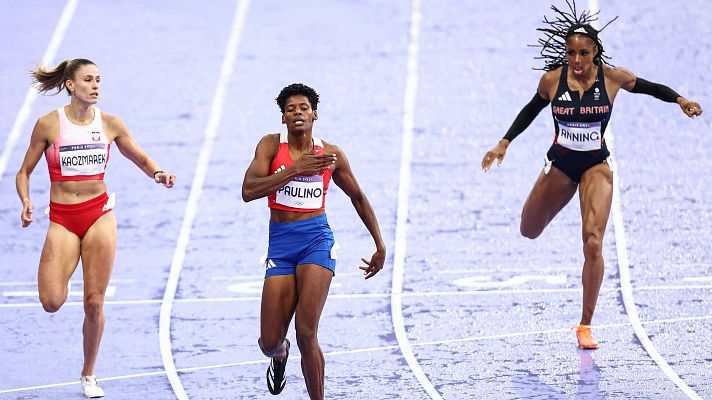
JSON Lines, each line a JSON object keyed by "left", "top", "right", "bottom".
{"left": 276, "top": 83, "right": 320, "bottom": 113}
{"left": 531, "top": 0, "right": 618, "bottom": 71}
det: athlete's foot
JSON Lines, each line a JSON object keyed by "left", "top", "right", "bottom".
{"left": 576, "top": 324, "right": 599, "bottom": 349}
{"left": 80, "top": 374, "right": 105, "bottom": 398}
{"left": 267, "top": 339, "right": 290, "bottom": 395}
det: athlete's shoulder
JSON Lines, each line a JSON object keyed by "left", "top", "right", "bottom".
{"left": 602, "top": 65, "right": 635, "bottom": 83}
{"left": 258, "top": 133, "right": 280, "bottom": 146}
{"left": 537, "top": 68, "right": 562, "bottom": 100}
{"left": 540, "top": 67, "right": 562, "bottom": 85}
{"left": 100, "top": 110, "right": 125, "bottom": 129}
{"left": 36, "top": 109, "right": 59, "bottom": 128}
{"left": 254, "top": 133, "right": 280, "bottom": 157}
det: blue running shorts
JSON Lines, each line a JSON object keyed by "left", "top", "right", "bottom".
{"left": 265, "top": 214, "right": 336, "bottom": 278}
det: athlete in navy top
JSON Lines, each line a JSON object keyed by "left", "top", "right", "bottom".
{"left": 481, "top": 5, "right": 702, "bottom": 350}
{"left": 547, "top": 59, "right": 613, "bottom": 183}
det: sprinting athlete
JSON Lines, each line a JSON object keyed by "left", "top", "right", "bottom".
{"left": 481, "top": 2, "right": 702, "bottom": 349}
{"left": 242, "top": 83, "right": 386, "bottom": 399}
{"left": 16, "top": 58, "right": 176, "bottom": 397}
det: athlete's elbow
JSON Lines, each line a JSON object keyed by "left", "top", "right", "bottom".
{"left": 15, "top": 168, "right": 30, "bottom": 184}
{"left": 241, "top": 186, "right": 258, "bottom": 202}
{"left": 349, "top": 192, "right": 365, "bottom": 205}
{"left": 241, "top": 188, "right": 252, "bottom": 202}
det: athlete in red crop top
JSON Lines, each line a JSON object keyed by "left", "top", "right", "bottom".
{"left": 242, "top": 84, "right": 386, "bottom": 399}
{"left": 15, "top": 59, "right": 176, "bottom": 398}
{"left": 481, "top": 5, "right": 702, "bottom": 350}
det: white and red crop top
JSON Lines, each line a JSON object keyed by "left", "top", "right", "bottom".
{"left": 45, "top": 107, "right": 110, "bottom": 182}
{"left": 268, "top": 132, "right": 332, "bottom": 212}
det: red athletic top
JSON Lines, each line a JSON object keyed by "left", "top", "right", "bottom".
{"left": 268, "top": 132, "right": 332, "bottom": 212}
{"left": 45, "top": 107, "right": 110, "bottom": 182}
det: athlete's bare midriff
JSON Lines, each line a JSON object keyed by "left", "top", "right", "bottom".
{"left": 270, "top": 208, "right": 325, "bottom": 223}
{"left": 50, "top": 180, "right": 107, "bottom": 204}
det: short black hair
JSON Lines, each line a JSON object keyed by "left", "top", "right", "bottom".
{"left": 276, "top": 83, "right": 320, "bottom": 113}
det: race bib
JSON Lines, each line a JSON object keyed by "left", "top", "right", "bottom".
{"left": 276, "top": 175, "right": 324, "bottom": 209}
{"left": 59, "top": 144, "right": 108, "bottom": 176}
{"left": 556, "top": 120, "right": 602, "bottom": 151}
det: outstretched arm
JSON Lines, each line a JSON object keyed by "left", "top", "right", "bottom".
{"left": 616, "top": 68, "right": 703, "bottom": 118}
{"left": 628, "top": 77, "right": 703, "bottom": 118}
{"left": 330, "top": 145, "right": 386, "bottom": 279}
{"left": 107, "top": 113, "right": 175, "bottom": 187}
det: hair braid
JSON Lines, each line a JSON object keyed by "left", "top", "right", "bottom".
{"left": 530, "top": 0, "right": 617, "bottom": 71}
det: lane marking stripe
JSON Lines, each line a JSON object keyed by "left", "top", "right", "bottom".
{"left": 3, "top": 283, "right": 712, "bottom": 308}
{"left": 158, "top": 1, "right": 251, "bottom": 399}
{"left": 0, "top": 0, "right": 79, "bottom": 181}
{"left": 590, "top": 1, "right": 701, "bottom": 397}
{"left": 391, "top": 0, "right": 443, "bottom": 398}
{"left": 3, "top": 314, "right": 710, "bottom": 394}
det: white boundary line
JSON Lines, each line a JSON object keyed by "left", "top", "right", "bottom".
{"left": 3, "top": 283, "right": 712, "bottom": 308}
{"left": 4, "top": 314, "right": 710, "bottom": 395}
{"left": 608, "top": 127, "right": 703, "bottom": 400}
{"left": 391, "top": 0, "right": 443, "bottom": 399}
{"left": 158, "top": 1, "right": 251, "bottom": 398}
{"left": 589, "top": 2, "right": 701, "bottom": 398}
{"left": 0, "top": 0, "right": 79, "bottom": 181}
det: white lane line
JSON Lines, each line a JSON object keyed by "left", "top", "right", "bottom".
{"left": 158, "top": 1, "right": 251, "bottom": 399}
{"left": 4, "top": 313, "right": 710, "bottom": 395}
{"left": 590, "top": 2, "right": 701, "bottom": 397}
{"left": 3, "top": 286, "right": 116, "bottom": 297}
{"left": 391, "top": 0, "right": 443, "bottom": 398}
{"left": 0, "top": 0, "right": 79, "bottom": 181}
{"left": 3, "top": 283, "right": 712, "bottom": 308}
{"left": 608, "top": 131, "right": 702, "bottom": 400}
{"left": 682, "top": 276, "right": 712, "bottom": 282}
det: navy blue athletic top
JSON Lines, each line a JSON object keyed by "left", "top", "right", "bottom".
{"left": 550, "top": 62, "right": 613, "bottom": 152}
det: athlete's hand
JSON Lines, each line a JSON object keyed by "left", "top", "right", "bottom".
{"left": 678, "top": 98, "right": 703, "bottom": 118}
{"left": 155, "top": 172, "right": 176, "bottom": 188}
{"left": 359, "top": 249, "right": 385, "bottom": 279}
{"left": 481, "top": 139, "right": 510, "bottom": 171}
{"left": 20, "top": 199, "right": 34, "bottom": 227}
{"left": 294, "top": 151, "right": 337, "bottom": 175}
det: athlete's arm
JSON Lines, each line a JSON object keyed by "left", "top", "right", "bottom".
{"left": 618, "top": 69, "right": 703, "bottom": 118}
{"left": 329, "top": 144, "right": 386, "bottom": 279}
{"left": 241, "top": 134, "right": 336, "bottom": 202}
{"left": 481, "top": 72, "right": 554, "bottom": 172}
{"left": 15, "top": 114, "right": 54, "bottom": 227}
{"left": 106, "top": 113, "right": 175, "bottom": 187}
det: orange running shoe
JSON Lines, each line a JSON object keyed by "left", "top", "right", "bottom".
{"left": 576, "top": 325, "right": 599, "bottom": 349}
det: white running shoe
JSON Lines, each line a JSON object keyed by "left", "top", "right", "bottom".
{"left": 80, "top": 375, "right": 105, "bottom": 398}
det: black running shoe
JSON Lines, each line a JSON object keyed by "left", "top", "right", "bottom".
{"left": 267, "top": 339, "right": 290, "bottom": 395}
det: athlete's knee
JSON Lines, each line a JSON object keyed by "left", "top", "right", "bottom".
{"left": 258, "top": 337, "right": 286, "bottom": 357}
{"left": 40, "top": 295, "right": 65, "bottom": 313}
{"left": 83, "top": 292, "right": 105, "bottom": 320}
{"left": 582, "top": 233, "right": 603, "bottom": 260}
{"left": 520, "top": 221, "right": 543, "bottom": 239}
{"left": 295, "top": 323, "right": 318, "bottom": 349}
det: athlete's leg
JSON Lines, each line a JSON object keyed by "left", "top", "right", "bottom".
{"left": 259, "top": 274, "right": 298, "bottom": 358}
{"left": 78, "top": 212, "right": 117, "bottom": 376}
{"left": 37, "top": 222, "right": 81, "bottom": 313}
{"left": 294, "top": 264, "right": 332, "bottom": 400}
{"left": 520, "top": 167, "right": 579, "bottom": 238}
{"left": 577, "top": 163, "right": 613, "bottom": 325}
